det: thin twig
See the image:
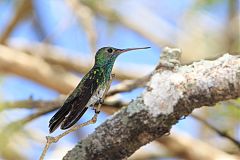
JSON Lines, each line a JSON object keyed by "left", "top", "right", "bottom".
{"left": 39, "top": 114, "right": 98, "bottom": 160}
{"left": 191, "top": 114, "right": 240, "bottom": 148}
{"left": 0, "top": 97, "right": 125, "bottom": 112}
{"left": 1, "top": 107, "right": 57, "bottom": 135}
{"left": 0, "top": 98, "right": 124, "bottom": 153}
{"left": 0, "top": 107, "right": 58, "bottom": 155}
{"left": 0, "top": 98, "right": 64, "bottom": 111}
{"left": 39, "top": 74, "right": 114, "bottom": 160}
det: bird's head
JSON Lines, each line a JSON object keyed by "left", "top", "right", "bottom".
{"left": 94, "top": 46, "right": 150, "bottom": 67}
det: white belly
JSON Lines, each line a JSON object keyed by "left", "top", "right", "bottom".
{"left": 86, "top": 87, "right": 106, "bottom": 107}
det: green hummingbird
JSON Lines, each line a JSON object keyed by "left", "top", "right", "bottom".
{"left": 49, "top": 46, "right": 150, "bottom": 133}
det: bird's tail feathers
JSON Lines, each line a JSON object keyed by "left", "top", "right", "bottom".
{"left": 61, "top": 107, "right": 88, "bottom": 130}
{"left": 49, "top": 104, "right": 71, "bottom": 133}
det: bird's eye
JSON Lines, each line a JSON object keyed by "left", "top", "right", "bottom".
{"left": 107, "top": 48, "right": 113, "bottom": 53}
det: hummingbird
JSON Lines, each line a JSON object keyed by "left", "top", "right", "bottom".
{"left": 49, "top": 46, "right": 150, "bottom": 133}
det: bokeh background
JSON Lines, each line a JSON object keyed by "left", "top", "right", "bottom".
{"left": 0, "top": 0, "right": 239, "bottom": 159}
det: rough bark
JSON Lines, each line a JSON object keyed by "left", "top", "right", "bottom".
{"left": 62, "top": 47, "right": 240, "bottom": 160}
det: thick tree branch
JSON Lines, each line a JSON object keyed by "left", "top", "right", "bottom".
{"left": 63, "top": 48, "right": 240, "bottom": 160}
{"left": 1, "top": 99, "right": 238, "bottom": 160}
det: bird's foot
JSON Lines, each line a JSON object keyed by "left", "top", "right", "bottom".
{"left": 90, "top": 106, "right": 100, "bottom": 114}
{"left": 94, "top": 109, "right": 100, "bottom": 114}
{"left": 97, "top": 98, "right": 104, "bottom": 104}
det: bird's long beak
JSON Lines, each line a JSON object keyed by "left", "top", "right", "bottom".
{"left": 116, "top": 47, "right": 150, "bottom": 54}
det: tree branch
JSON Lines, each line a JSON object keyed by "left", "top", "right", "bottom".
{"left": 1, "top": 97, "right": 238, "bottom": 159}
{"left": 1, "top": 43, "right": 152, "bottom": 94}
{"left": 0, "top": 44, "right": 80, "bottom": 94}
{"left": 106, "top": 75, "right": 150, "bottom": 97}
{"left": 65, "top": 0, "right": 97, "bottom": 52}
{"left": 82, "top": 1, "right": 175, "bottom": 48}
{"left": 191, "top": 114, "right": 240, "bottom": 148}
{"left": 158, "top": 133, "right": 239, "bottom": 160}
{"left": 63, "top": 47, "right": 240, "bottom": 160}
{"left": 0, "top": 98, "right": 64, "bottom": 111}
{"left": 11, "top": 41, "right": 152, "bottom": 81}
{"left": 0, "top": 0, "right": 32, "bottom": 44}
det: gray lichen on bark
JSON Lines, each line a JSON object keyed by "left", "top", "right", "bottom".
{"left": 63, "top": 48, "right": 240, "bottom": 160}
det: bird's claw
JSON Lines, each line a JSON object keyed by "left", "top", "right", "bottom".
{"left": 98, "top": 98, "right": 104, "bottom": 104}
{"left": 94, "top": 109, "right": 100, "bottom": 114}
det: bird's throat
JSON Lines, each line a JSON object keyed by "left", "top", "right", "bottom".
{"left": 104, "top": 62, "right": 115, "bottom": 81}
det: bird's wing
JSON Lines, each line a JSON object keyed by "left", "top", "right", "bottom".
{"left": 49, "top": 67, "right": 104, "bottom": 133}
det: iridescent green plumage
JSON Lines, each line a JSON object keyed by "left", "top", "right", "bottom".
{"left": 49, "top": 46, "right": 150, "bottom": 133}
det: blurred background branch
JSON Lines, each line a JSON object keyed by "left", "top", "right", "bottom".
{"left": 65, "top": 0, "right": 97, "bottom": 52}
{"left": 0, "top": 0, "right": 32, "bottom": 44}
{"left": 191, "top": 114, "right": 240, "bottom": 148}
{"left": 158, "top": 132, "right": 239, "bottom": 160}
